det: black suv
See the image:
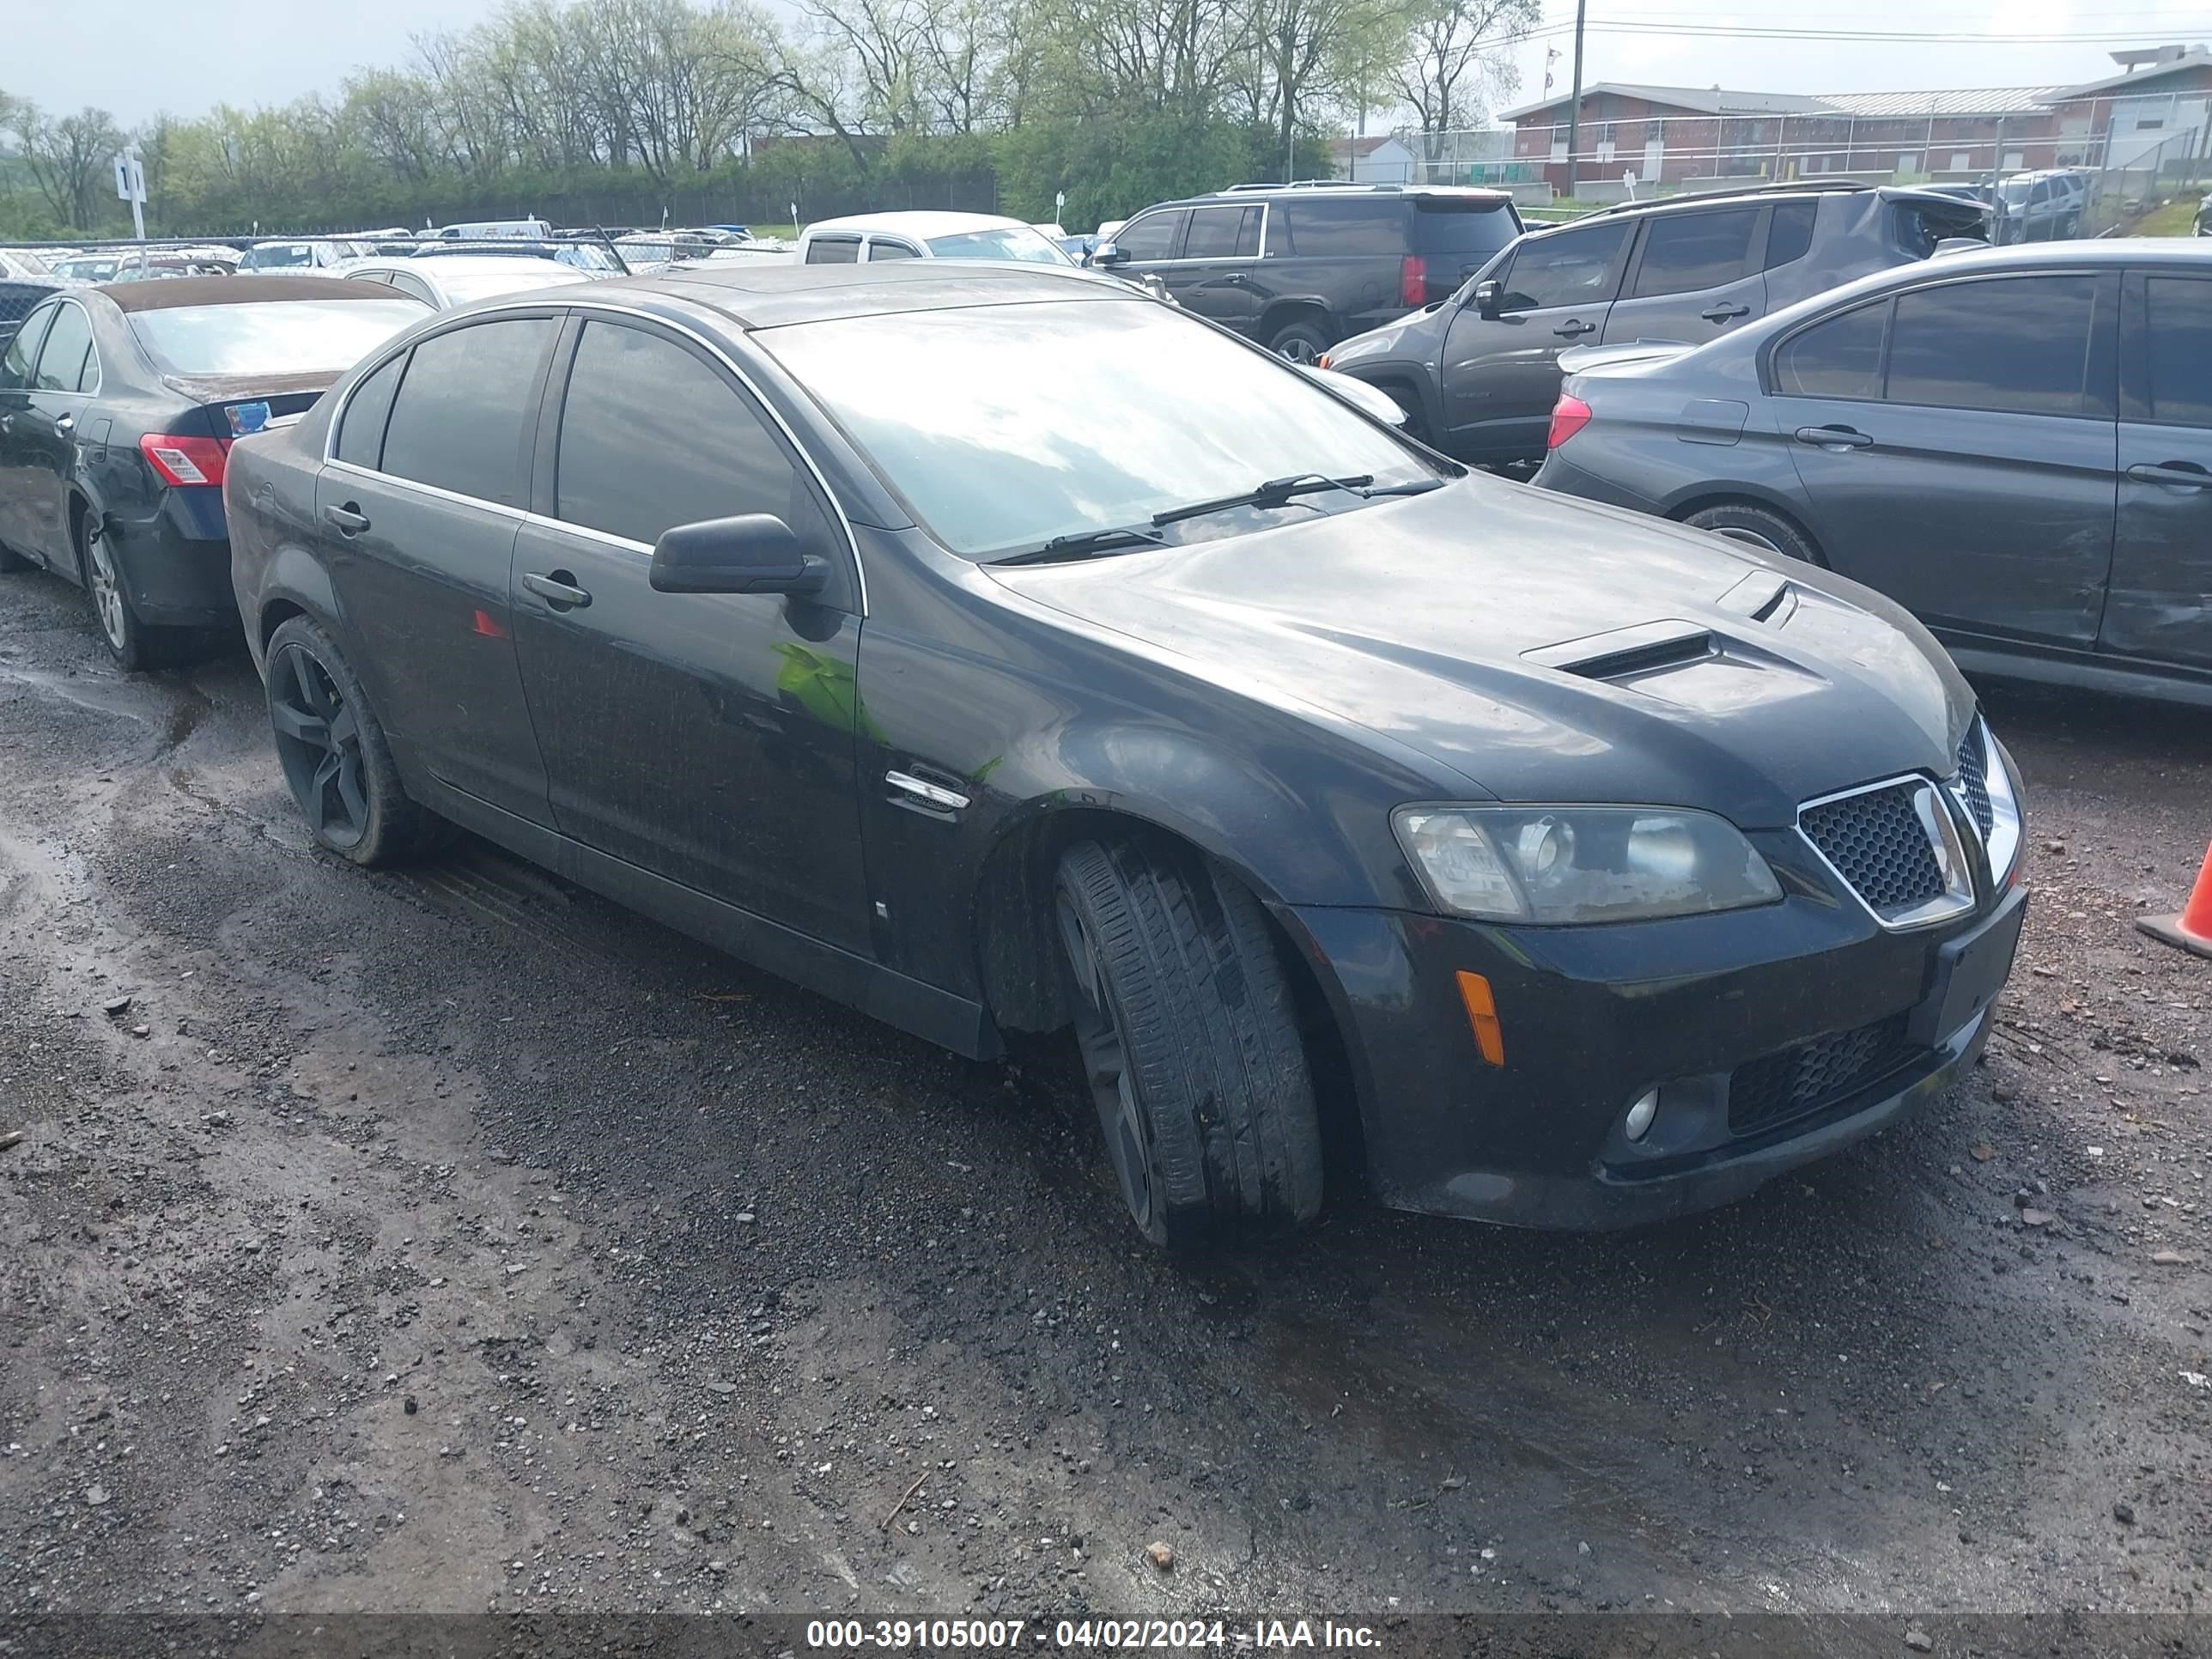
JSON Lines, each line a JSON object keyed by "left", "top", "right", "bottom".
{"left": 1093, "top": 183, "right": 1524, "bottom": 362}
{"left": 1322, "top": 182, "right": 1987, "bottom": 464}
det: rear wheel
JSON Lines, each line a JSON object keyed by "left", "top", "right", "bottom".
{"left": 79, "top": 513, "right": 178, "bottom": 672}
{"left": 264, "top": 614, "right": 443, "bottom": 866}
{"left": 1053, "top": 837, "right": 1324, "bottom": 1247}
{"left": 0, "top": 536, "right": 28, "bottom": 574}
{"left": 1268, "top": 319, "right": 1331, "bottom": 366}
{"left": 1682, "top": 502, "right": 1824, "bottom": 567}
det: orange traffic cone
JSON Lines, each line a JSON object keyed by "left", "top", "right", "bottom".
{"left": 2137, "top": 841, "right": 2212, "bottom": 961}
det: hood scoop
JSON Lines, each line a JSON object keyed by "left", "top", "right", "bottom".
{"left": 1522, "top": 619, "right": 1715, "bottom": 683}
{"left": 1717, "top": 568, "right": 1797, "bottom": 625}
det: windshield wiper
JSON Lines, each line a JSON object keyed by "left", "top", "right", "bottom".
{"left": 1151, "top": 472, "right": 1375, "bottom": 527}
{"left": 1362, "top": 477, "right": 1447, "bottom": 498}
{"left": 990, "top": 523, "right": 1170, "bottom": 566}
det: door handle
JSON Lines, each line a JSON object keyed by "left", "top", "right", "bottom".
{"left": 523, "top": 570, "right": 592, "bottom": 610}
{"left": 1553, "top": 319, "right": 1597, "bottom": 337}
{"left": 0, "top": 414, "right": 12, "bottom": 434}
{"left": 52, "top": 411, "right": 75, "bottom": 434}
{"left": 321, "top": 502, "right": 370, "bottom": 535}
{"left": 1794, "top": 424, "right": 1874, "bottom": 451}
{"left": 1701, "top": 303, "right": 1750, "bottom": 323}
{"left": 2126, "top": 461, "right": 2210, "bottom": 489}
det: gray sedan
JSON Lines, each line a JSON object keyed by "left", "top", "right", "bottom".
{"left": 1533, "top": 240, "right": 2212, "bottom": 708}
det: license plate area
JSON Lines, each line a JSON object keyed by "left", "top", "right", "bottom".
{"left": 1908, "top": 886, "right": 2027, "bottom": 1047}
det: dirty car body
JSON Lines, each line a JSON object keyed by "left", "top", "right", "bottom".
{"left": 224, "top": 263, "right": 2027, "bottom": 1235}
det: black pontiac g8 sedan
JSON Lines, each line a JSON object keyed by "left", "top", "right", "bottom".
{"left": 224, "top": 262, "right": 2027, "bottom": 1246}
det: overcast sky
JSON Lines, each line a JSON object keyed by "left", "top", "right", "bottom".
{"left": 5, "top": 0, "right": 2205, "bottom": 128}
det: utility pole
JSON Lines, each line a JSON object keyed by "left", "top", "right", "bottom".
{"left": 1565, "top": 0, "right": 1588, "bottom": 199}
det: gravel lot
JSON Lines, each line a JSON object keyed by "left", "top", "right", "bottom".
{"left": 1, "top": 562, "right": 2207, "bottom": 1638}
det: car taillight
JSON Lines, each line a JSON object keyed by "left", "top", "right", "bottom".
{"left": 1547, "top": 393, "right": 1593, "bottom": 449}
{"left": 1400, "top": 254, "right": 1427, "bottom": 307}
{"left": 140, "top": 433, "right": 230, "bottom": 488}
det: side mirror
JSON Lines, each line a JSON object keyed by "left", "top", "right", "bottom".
{"left": 650, "top": 514, "right": 827, "bottom": 597}
{"left": 1472, "top": 278, "right": 1503, "bottom": 319}
{"left": 1091, "top": 242, "right": 1128, "bottom": 268}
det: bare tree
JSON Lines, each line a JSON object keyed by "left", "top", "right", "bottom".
{"left": 14, "top": 103, "right": 125, "bottom": 229}
{"left": 1392, "top": 0, "right": 1536, "bottom": 147}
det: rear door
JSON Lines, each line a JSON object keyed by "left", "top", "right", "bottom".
{"left": 1436, "top": 216, "right": 1634, "bottom": 460}
{"left": 508, "top": 313, "right": 872, "bottom": 951}
{"left": 14, "top": 297, "right": 98, "bottom": 564}
{"left": 1170, "top": 204, "right": 1264, "bottom": 333}
{"left": 315, "top": 313, "right": 559, "bottom": 822}
{"left": 0, "top": 300, "right": 57, "bottom": 554}
{"left": 1601, "top": 202, "right": 1767, "bottom": 346}
{"left": 1274, "top": 196, "right": 1407, "bottom": 337}
{"left": 2107, "top": 270, "right": 2212, "bottom": 672}
{"left": 1776, "top": 270, "right": 2118, "bottom": 647}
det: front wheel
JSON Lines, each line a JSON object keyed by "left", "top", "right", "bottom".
{"left": 264, "top": 614, "right": 444, "bottom": 866}
{"left": 1054, "top": 838, "right": 1324, "bottom": 1247}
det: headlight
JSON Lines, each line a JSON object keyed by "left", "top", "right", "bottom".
{"left": 1393, "top": 805, "right": 1783, "bottom": 925}
{"left": 1972, "top": 719, "right": 2024, "bottom": 884}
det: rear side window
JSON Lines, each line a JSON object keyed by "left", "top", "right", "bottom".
{"left": 1498, "top": 222, "right": 1632, "bottom": 311}
{"left": 554, "top": 320, "right": 819, "bottom": 550}
{"left": 806, "top": 237, "right": 860, "bottom": 264}
{"left": 1113, "top": 210, "right": 1185, "bottom": 261}
{"left": 867, "top": 240, "right": 919, "bottom": 261}
{"left": 32, "top": 303, "right": 92, "bottom": 392}
{"left": 336, "top": 353, "right": 406, "bottom": 469}
{"left": 2144, "top": 276, "right": 2212, "bottom": 427}
{"left": 379, "top": 317, "right": 553, "bottom": 507}
{"left": 1280, "top": 198, "right": 1404, "bottom": 256}
{"left": 1183, "top": 205, "right": 1259, "bottom": 259}
{"left": 1886, "top": 275, "right": 2099, "bottom": 416}
{"left": 1408, "top": 200, "right": 1518, "bottom": 264}
{"left": 1895, "top": 198, "right": 1987, "bottom": 258}
{"left": 1630, "top": 207, "right": 1760, "bottom": 299}
{"left": 1765, "top": 201, "right": 1817, "bottom": 270}
{"left": 1774, "top": 301, "right": 1887, "bottom": 398}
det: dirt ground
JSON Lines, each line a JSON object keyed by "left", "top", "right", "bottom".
{"left": 1, "top": 562, "right": 2208, "bottom": 1644}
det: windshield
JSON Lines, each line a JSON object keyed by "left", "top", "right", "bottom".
{"left": 130, "top": 299, "right": 427, "bottom": 375}
{"left": 436, "top": 266, "right": 590, "bottom": 301}
{"left": 1998, "top": 179, "right": 2033, "bottom": 204}
{"left": 60, "top": 258, "right": 120, "bottom": 281}
{"left": 924, "top": 227, "right": 1072, "bottom": 264}
{"left": 761, "top": 299, "right": 1437, "bottom": 557}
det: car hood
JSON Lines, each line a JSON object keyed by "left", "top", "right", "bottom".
{"left": 986, "top": 476, "right": 1973, "bottom": 830}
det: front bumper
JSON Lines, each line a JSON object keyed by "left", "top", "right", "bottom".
{"left": 1285, "top": 857, "right": 2027, "bottom": 1231}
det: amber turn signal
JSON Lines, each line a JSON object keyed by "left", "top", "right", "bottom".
{"left": 1455, "top": 969, "right": 1505, "bottom": 1067}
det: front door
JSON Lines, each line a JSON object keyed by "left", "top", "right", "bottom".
{"left": 1601, "top": 202, "right": 1768, "bottom": 347}
{"left": 315, "top": 313, "right": 559, "bottom": 822}
{"left": 2106, "top": 270, "right": 2212, "bottom": 672}
{"left": 1778, "top": 270, "right": 2118, "bottom": 647}
{"left": 13, "top": 298, "right": 97, "bottom": 564}
{"left": 1436, "top": 216, "right": 1633, "bottom": 460}
{"left": 509, "top": 314, "right": 872, "bottom": 952}
{"left": 1170, "top": 204, "right": 1265, "bottom": 335}
{"left": 0, "top": 301, "right": 58, "bottom": 556}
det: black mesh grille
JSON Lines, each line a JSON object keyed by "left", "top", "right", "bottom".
{"left": 1729, "top": 1015, "right": 1917, "bottom": 1134}
{"left": 1955, "top": 727, "right": 1993, "bottom": 838}
{"left": 1802, "top": 783, "right": 1945, "bottom": 913}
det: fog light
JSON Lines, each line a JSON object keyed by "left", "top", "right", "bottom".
{"left": 1624, "top": 1087, "right": 1660, "bottom": 1141}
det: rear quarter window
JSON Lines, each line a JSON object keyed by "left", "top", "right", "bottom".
{"left": 1279, "top": 198, "right": 1405, "bottom": 256}
{"left": 1894, "top": 198, "right": 1988, "bottom": 258}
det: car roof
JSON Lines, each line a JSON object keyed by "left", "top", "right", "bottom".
{"left": 342, "top": 254, "right": 580, "bottom": 277}
{"left": 1170, "top": 183, "right": 1512, "bottom": 208}
{"left": 803, "top": 210, "right": 1030, "bottom": 240}
{"left": 576, "top": 260, "right": 1132, "bottom": 330}
{"left": 94, "top": 274, "right": 414, "bottom": 312}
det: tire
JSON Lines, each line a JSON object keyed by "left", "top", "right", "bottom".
{"left": 1268, "top": 319, "right": 1331, "bottom": 366}
{"left": 1381, "top": 384, "right": 1431, "bottom": 445}
{"left": 0, "top": 537, "right": 28, "bottom": 574}
{"left": 1053, "top": 837, "right": 1324, "bottom": 1247}
{"left": 78, "top": 513, "right": 179, "bottom": 672}
{"left": 264, "top": 613, "right": 443, "bottom": 866}
{"left": 1682, "top": 502, "right": 1824, "bottom": 566}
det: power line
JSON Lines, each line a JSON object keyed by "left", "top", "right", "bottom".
{"left": 1515, "top": 17, "right": 2209, "bottom": 44}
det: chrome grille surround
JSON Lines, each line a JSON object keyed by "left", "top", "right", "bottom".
{"left": 1797, "top": 774, "right": 1976, "bottom": 930}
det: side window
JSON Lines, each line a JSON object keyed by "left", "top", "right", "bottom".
{"left": 1113, "top": 210, "right": 1185, "bottom": 261}
{"left": 33, "top": 304, "right": 93, "bottom": 392}
{"left": 1886, "top": 275, "right": 2099, "bottom": 416}
{"left": 347, "top": 271, "right": 393, "bottom": 288}
{"left": 379, "top": 318, "right": 553, "bottom": 507}
{"left": 391, "top": 273, "right": 436, "bottom": 306}
{"left": 805, "top": 237, "right": 860, "bottom": 265}
{"left": 2145, "top": 276, "right": 2212, "bottom": 427}
{"left": 1765, "top": 201, "right": 1817, "bottom": 270}
{"left": 553, "top": 321, "right": 825, "bottom": 552}
{"left": 335, "top": 352, "right": 407, "bottom": 470}
{"left": 1630, "top": 207, "right": 1760, "bottom": 299}
{"left": 1, "top": 304, "right": 56, "bottom": 390}
{"left": 1280, "top": 198, "right": 1403, "bottom": 255}
{"left": 1773, "top": 301, "right": 1888, "bottom": 399}
{"left": 866, "top": 240, "right": 919, "bottom": 261}
{"left": 1497, "top": 221, "right": 1632, "bottom": 311}
{"left": 1182, "top": 206, "right": 1257, "bottom": 259}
